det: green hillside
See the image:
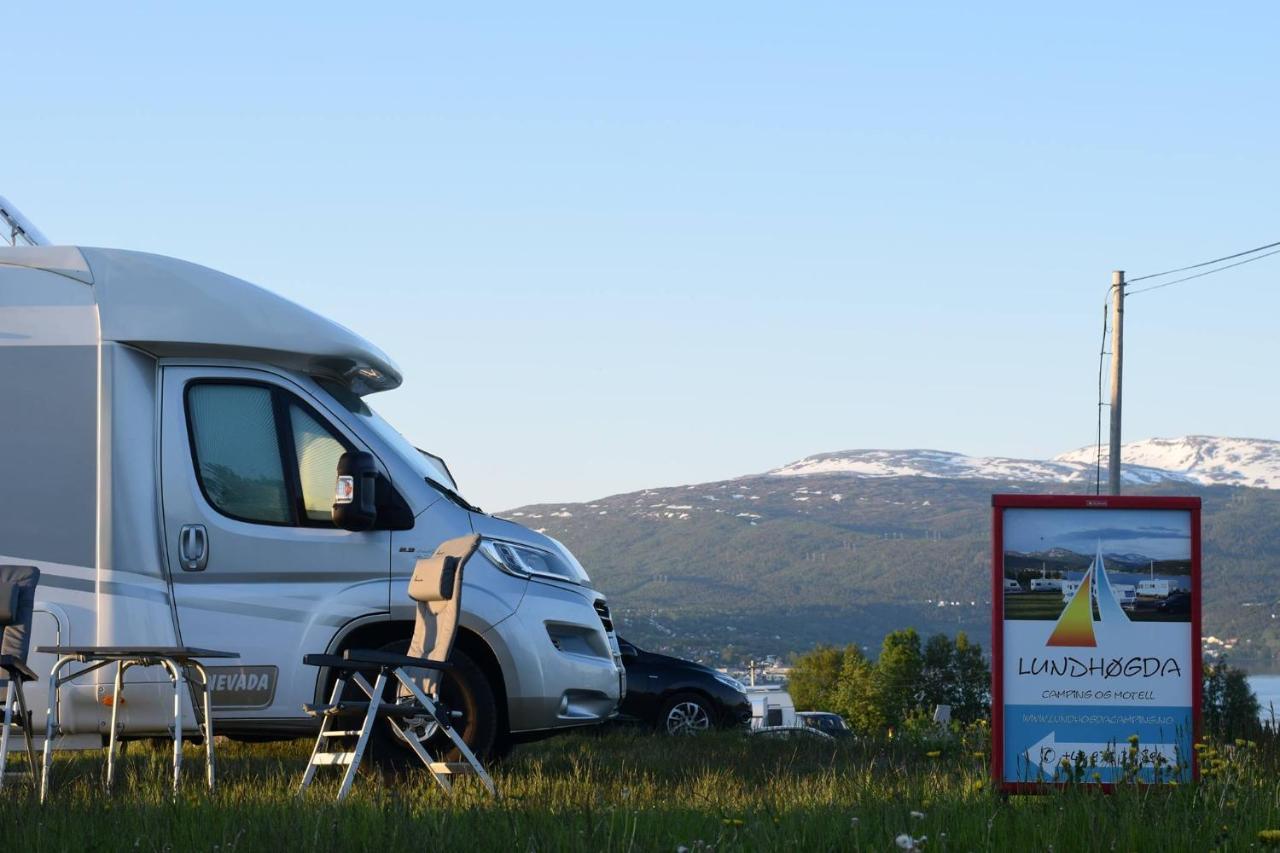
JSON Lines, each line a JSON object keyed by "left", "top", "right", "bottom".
{"left": 502, "top": 475, "right": 1280, "bottom": 666}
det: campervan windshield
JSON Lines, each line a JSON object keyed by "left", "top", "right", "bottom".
{"left": 315, "top": 378, "right": 460, "bottom": 494}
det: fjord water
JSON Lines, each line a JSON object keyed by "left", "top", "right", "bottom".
{"left": 1248, "top": 674, "right": 1280, "bottom": 723}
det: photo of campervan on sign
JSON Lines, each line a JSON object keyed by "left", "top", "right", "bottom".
{"left": 1002, "top": 508, "right": 1192, "bottom": 624}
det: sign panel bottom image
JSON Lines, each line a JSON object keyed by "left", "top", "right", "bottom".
{"left": 991, "top": 495, "right": 1201, "bottom": 790}
{"left": 1004, "top": 703, "right": 1192, "bottom": 783}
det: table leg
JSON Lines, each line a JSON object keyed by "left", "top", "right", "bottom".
{"left": 41, "top": 656, "right": 76, "bottom": 804}
{"left": 105, "top": 660, "right": 126, "bottom": 789}
{"left": 160, "top": 658, "right": 182, "bottom": 796}
{"left": 188, "top": 661, "right": 216, "bottom": 791}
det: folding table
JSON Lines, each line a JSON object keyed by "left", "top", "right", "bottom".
{"left": 36, "top": 645, "right": 238, "bottom": 802}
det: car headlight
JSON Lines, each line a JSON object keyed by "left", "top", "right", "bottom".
{"left": 478, "top": 538, "right": 591, "bottom": 586}
{"left": 714, "top": 672, "right": 747, "bottom": 693}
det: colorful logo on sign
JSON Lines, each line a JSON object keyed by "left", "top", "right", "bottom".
{"left": 1045, "top": 544, "right": 1131, "bottom": 648}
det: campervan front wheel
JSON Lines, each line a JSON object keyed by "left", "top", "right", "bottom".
{"left": 358, "top": 640, "right": 499, "bottom": 772}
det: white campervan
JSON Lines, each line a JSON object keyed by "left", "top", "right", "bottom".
{"left": 1111, "top": 584, "right": 1137, "bottom": 607}
{"left": 1137, "top": 579, "right": 1172, "bottom": 599}
{"left": 0, "top": 243, "right": 624, "bottom": 764}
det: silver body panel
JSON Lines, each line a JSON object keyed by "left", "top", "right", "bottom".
{"left": 0, "top": 246, "right": 623, "bottom": 742}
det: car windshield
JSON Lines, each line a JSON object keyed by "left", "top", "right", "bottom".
{"left": 315, "top": 379, "right": 461, "bottom": 495}
{"left": 805, "top": 714, "right": 845, "bottom": 730}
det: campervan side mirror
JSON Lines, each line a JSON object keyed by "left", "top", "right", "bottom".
{"left": 333, "top": 451, "right": 378, "bottom": 532}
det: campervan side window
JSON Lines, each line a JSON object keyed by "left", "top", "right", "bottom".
{"left": 187, "top": 384, "right": 292, "bottom": 524}
{"left": 185, "top": 381, "right": 354, "bottom": 527}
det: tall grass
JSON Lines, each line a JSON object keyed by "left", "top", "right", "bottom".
{"left": 5, "top": 730, "right": 1280, "bottom": 851}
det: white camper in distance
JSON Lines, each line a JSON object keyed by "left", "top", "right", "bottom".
{"left": 1112, "top": 584, "right": 1137, "bottom": 607}
{"left": 1137, "top": 579, "right": 1172, "bottom": 599}
{"left": 1029, "top": 578, "right": 1063, "bottom": 593}
{"left": 747, "top": 686, "right": 796, "bottom": 730}
{"left": 0, "top": 245, "right": 625, "bottom": 764}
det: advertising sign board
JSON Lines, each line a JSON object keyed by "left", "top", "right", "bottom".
{"left": 992, "top": 495, "right": 1201, "bottom": 790}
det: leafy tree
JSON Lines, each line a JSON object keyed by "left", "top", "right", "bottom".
{"left": 875, "top": 629, "right": 923, "bottom": 729}
{"left": 918, "top": 633, "right": 957, "bottom": 714}
{"left": 788, "top": 644, "right": 847, "bottom": 712}
{"left": 950, "top": 631, "right": 990, "bottom": 723}
{"left": 833, "top": 644, "right": 885, "bottom": 733}
{"left": 1203, "top": 657, "right": 1261, "bottom": 740}
{"left": 787, "top": 630, "right": 991, "bottom": 736}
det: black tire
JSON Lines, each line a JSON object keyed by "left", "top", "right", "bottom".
{"left": 657, "top": 692, "right": 715, "bottom": 736}
{"left": 354, "top": 640, "right": 499, "bottom": 773}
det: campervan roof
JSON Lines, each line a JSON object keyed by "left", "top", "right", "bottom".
{"left": 0, "top": 245, "right": 401, "bottom": 394}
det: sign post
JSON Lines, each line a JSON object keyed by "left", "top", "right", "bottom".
{"left": 991, "top": 495, "right": 1201, "bottom": 790}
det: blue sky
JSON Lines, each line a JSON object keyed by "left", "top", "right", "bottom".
{"left": 7, "top": 4, "right": 1280, "bottom": 509}
{"left": 1004, "top": 509, "right": 1191, "bottom": 561}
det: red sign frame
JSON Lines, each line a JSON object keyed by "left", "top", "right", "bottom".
{"left": 990, "top": 494, "right": 1202, "bottom": 793}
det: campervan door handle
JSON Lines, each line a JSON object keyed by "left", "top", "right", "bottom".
{"left": 179, "top": 524, "right": 209, "bottom": 572}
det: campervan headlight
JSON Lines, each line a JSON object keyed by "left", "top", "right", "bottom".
{"left": 478, "top": 538, "right": 591, "bottom": 586}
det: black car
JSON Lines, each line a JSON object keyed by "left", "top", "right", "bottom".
{"left": 796, "top": 711, "right": 853, "bottom": 737}
{"left": 616, "top": 638, "right": 752, "bottom": 734}
{"left": 1157, "top": 591, "right": 1192, "bottom": 616}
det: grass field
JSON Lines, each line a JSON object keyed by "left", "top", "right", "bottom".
{"left": 5, "top": 730, "right": 1280, "bottom": 851}
{"left": 1003, "top": 591, "right": 1072, "bottom": 621}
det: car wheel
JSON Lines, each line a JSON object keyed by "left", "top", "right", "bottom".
{"left": 356, "top": 640, "right": 499, "bottom": 773}
{"left": 659, "top": 693, "right": 714, "bottom": 735}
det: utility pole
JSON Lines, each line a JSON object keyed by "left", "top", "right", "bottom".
{"left": 1107, "top": 271, "right": 1125, "bottom": 494}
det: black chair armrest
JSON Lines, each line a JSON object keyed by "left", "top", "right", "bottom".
{"left": 0, "top": 655, "right": 37, "bottom": 682}
{"left": 342, "top": 648, "right": 452, "bottom": 670}
{"left": 301, "top": 653, "right": 380, "bottom": 670}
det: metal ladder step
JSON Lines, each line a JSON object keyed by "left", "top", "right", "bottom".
{"left": 318, "top": 730, "right": 362, "bottom": 737}
{"left": 309, "top": 752, "right": 356, "bottom": 766}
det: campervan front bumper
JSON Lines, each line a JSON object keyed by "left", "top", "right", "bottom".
{"left": 486, "top": 578, "right": 624, "bottom": 734}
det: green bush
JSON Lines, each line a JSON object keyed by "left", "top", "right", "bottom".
{"left": 790, "top": 629, "right": 991, "bottom": 736}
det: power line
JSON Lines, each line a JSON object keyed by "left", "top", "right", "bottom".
{"left": 1093, "top": 301, "right": 1109, "bottom": 496}
{"left": 1093, "top": 238, "right": 1280, "bottom": 492}
{"left": 1127, "top": 238, "right": 1280, "bottom": 283}
{"left": 1127, "top": 246, "right": 1280, "bottom": 295}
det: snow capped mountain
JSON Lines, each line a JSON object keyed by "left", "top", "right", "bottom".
{"left": 1053, "top": 436, "right": 1280, "bottom": 489}
{"left": 768, "top": 448, "right": 1187, "bottom": 486}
